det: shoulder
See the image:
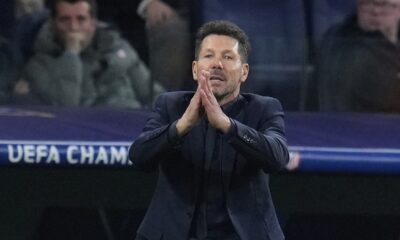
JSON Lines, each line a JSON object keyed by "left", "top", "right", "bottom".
{"left": 95, "top": 23, "right": 127, "bottom": 49}
{"left": 95, "top": 23, "right": 142, "bottom": 61}
{"left": 242, "top": 93, "right": 282, "bottom": 106}
{"left": 154, "top": 91, "right": 194, "bottom": 105}
{"left": 241, "top": 93, "right": 284, "bottom": 114}
{"left": 318, "top": 15, "right": 360, "bottom": 53}
{"left": 33, "top": 20, "right": 60, "bottom": 54}
{"left": 322, "top": 15, "right": 358, "bottom": 38}
{"left": 150, "top": 91, "right": 194, "bottom": 121}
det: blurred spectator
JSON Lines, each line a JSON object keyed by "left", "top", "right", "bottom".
{"left": 0, "top": 37, "right": 16, "bottom": 104}
{"left": 20, "top": 0, "right": 162, "bottom": 108}
{"left": 15, "top": 0, "right": 49, "bottom": 64}
{"left": 138, "top": 0, "right": 192, "bottom": 90}
{"left": 317, "top": 0, "right": 400, "bottom": 112}
{"left": 96, "top": 0, "right": 193, "bottom": 91}
{"left": 16, "top": 0, "right": 46, "bottom": 18}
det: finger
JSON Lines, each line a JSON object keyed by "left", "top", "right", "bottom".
{"left": 198, "top": 70, "right": 206, "bottom": 89}
{"left": 193, "top": 81, "right": 202, "bottom": 100}
{"left": 203, "top": 71, "right": 215, "bottom": 103}
{"left": 202, "top": 74, "right": 218, "bottom": 105}
{"left": 205, "top": 72, "right": 213, "bottom": 95}
{"left": 199, "top": 89, "right": 210, "bottom": 118}
{"left": 200, "top": 70, "right": 211, "bottom": 93}
{"left": 201, "top": 89, "right": 217, "bottom": 113}
{"left": 200, "top": 89, "right": 222, "bottom": 127}
{"left": 199, "top": 89, "right": 208, "bottom": 104}
{"left": 190, "top": 83, "right": 204, "bottom": 111}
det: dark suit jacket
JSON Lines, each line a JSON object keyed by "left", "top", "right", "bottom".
{"left": 129, "top": 91, "right": 289, "bottom": 240}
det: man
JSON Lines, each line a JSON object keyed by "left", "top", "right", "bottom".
{"left": 21, "top": 0, "right": 160, "bottom": 108}
{"left": 317, "top": 0, "right": 400, "bottom": 112}
{"left": 129, "top": 20, "right": 289, "bottom": 240}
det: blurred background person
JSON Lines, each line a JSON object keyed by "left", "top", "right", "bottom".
{"left": 11, "top": 0, "right": 49, "bottom": 104}
{"left": 317, "top": 0, "right": 400, "bottom": 112}
{"left": 96, "top": 0, "right": 193, "bottom": 91}
{"left": 15, "top": 0, "right": 49, "bottom": 64}
{"left": 20, "top": 0, "right": 162, "bottom": 108}
{"left": 0, "top": 36, "right": 17, "bottom": 104}
{"left": 138, "top": 0, "right": 192, "bottom": 91}
{"left": 16, "top": 0, "right": 46, "bottom": 18}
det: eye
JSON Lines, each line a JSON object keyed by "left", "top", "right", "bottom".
{"left": 57, "top": 16, "right": 70, "bottom": 23}
{"left": 224, "top": 55, "right": 233, "bottom": 60}
{"left": 77, "top": 16, "right": 88, "bottom": 22}
{"left": 203, "top": 54, "right": 213, "bottom": 58}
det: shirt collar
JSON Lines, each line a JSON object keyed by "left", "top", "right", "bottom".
{"left": 221, "top": 94, "right": 244, "bottom": 117}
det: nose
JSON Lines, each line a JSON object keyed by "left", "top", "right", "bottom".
{"left": 68, "top": 19, "right": 80, "bottom": 31}
{"left": 371, "top": 7, "right": 383, "bottom": 15}
{"left": 210, "top": 57, "right": 223, "bottom": 69}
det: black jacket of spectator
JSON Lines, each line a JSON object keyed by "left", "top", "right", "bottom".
{"left": 317, "top": 15, "right": 400, "bottom": 112}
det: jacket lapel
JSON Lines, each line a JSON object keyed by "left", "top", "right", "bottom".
{"left": 187, "top": 120, "right": 206, "bottom": 200}
{"left": 221, "top": 96, "right": 247, "bottom": 194}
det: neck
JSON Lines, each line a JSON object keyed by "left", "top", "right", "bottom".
{"left": 217, "top": 91, "right": 239, "bottom": 107}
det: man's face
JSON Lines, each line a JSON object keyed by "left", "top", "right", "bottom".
{"left": 358, "top": 0, "right": 400, "bottom": 31}
{"left": 192, "top": 34, "right": 249, "bottom": 104}
{"left": 53, "top": 1, "right": 96, "bottom": 49}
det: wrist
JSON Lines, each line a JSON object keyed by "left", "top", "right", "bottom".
{"left": 219, "top": 116, "right": 232, "bottom": 134}
{"left": 176, "top": 117, "right": 190, "bottom": 136}
{"left": 65, "top": 41, "right": 82, "bottom": 54}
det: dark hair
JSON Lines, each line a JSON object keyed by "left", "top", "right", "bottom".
{"left": 194, "top": 20, "right": 251, "bottom": 63}
{"left": 49, "top": 0, "right": 98, "bottom": 18}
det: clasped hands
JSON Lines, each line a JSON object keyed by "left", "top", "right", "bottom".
{"left": 176, "top": 70, "right": 231, "bottom": 136}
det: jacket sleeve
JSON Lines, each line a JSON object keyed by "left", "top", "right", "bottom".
{"left": 125, "top": 41, "right": 165, "bottom": 107}
{"left": 129, "top": 94, "right": 183, "bottom": 171}
{"left": 24, "top": 50, "right": 84, "bottom": 106}
{"left": 224, "top": 97, "right": 289, "bottom": 172}
{"left": 93, "top": 40, "right": 144, "bottom": 109}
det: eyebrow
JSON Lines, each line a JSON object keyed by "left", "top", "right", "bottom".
{"left": 202, "top": 48, "right": 235, "bottom": 54}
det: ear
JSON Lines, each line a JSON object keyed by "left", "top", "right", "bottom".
{"left": 240, "top": 63, "right": 249, "bottom": 83}
{"left": 192, "top": 60, "right": 198, "bottom": 81}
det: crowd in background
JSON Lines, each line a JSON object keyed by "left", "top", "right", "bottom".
{"left": 1, "top": 0, "right": 400, "bottom": 113}
{"left": 0, "top": 0, "right": 192, "bottom": 109}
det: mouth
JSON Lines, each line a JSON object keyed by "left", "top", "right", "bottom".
{"left": 209, "top": 75, "right": 225, "bottom": 81}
